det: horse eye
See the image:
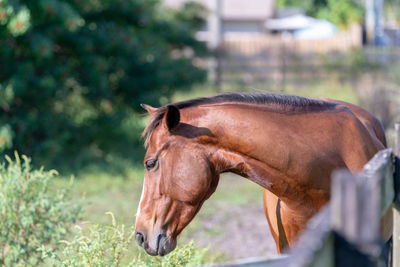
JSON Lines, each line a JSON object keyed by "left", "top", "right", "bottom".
{"left": 145, "top": 159, "right": 157, "bottom": 171}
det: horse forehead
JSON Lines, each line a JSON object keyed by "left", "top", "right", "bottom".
{"left": 148, "top": 127, "right": 169, "bottom": 149}
{"left": 147, "top": 123, "right": 207, "bottom": 156}
{"left": 146, "top": 132, "right": 183, "bottom": 158}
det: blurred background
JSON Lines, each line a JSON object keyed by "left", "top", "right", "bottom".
{"left": 0, "top": 0, "right": 399, "bottom": 264}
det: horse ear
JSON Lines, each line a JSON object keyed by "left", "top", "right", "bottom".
{"left": 164, "top": 105, "right": 180, "bottom": 131}
{"left": 140, "top": 104, "right": 157, "bottom": 116}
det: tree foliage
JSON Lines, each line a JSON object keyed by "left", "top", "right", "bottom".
{"left": 277, "top": 0, "right": 363, "bottom": 28}
{"left": 0, "top": 0, "right": 207, "bottom": 162}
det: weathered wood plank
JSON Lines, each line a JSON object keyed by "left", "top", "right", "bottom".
{"left": 331, "top": 170, "right": 360, "bottom": 242}
{"left": 334, "top": 232, "right": 376, "bottom": 267}
{"left": 393, "top": 123, "right": 400, "bottom": 267}
{"left": 394, "top": 202, "right": 400, "bottom": 267}
{"left": 331, "top": 148, "right": 394, "bottom": 257}
{"left": 362, "top": 148, "right": 394, "bottom": 218}
{"left": 309, "top": 233, "right": 334, "bottom": 267}
{"left": 331, "top": 169, "right": 381, "bottom": 255}
{"left": 394, "top": 123, "right": 400, "bottom": 203}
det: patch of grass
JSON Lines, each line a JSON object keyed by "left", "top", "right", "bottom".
{"left": 207, "top": 174, "right": 262, "bottom": 206}
{"left": 284, "top": 78, "right": 359, "bottom": 104}
{"left": 172, "top": 74, "right": 359, "bottom": 107}
{"left": 55, "top": 166, "right": 144, "bottom": 226}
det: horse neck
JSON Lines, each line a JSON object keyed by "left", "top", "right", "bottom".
{"left": 188, "top": 104, "right": 318, "bottom": 212}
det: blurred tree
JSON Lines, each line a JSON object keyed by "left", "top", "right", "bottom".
{"left": 276, "top": 0, "right": 315, "bottom": 15}
{"left": 316, "top": 0, "right": 363, "bottom": 28}
{"left": 385, "top": 0, "right": 400, "bottom": 25}
{"left": 277, "top": 0, "right": 363, "bottom": 28}
{"left": 0, "top": 0, "right": 207, "bottom": 164}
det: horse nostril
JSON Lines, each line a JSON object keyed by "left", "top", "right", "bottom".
{"left": 135, "top": 231, "right": 145, "bottom": 247}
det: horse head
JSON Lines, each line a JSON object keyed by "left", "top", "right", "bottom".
{"left": 134, "top": 104, "right": 219, "bottom": 256}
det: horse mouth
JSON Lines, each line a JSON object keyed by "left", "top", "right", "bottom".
{"left": 136, "top": 230, "right": 176, "bottom": 256}
{"left": 156, "top": 234, "right": 176, "bottom": 256}
{"left": 156, "top": 233, "right": 167, "bottom": 256}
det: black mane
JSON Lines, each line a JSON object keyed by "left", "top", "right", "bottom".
{"left": 143, "top": 92, "right": 335, "bottom": 145}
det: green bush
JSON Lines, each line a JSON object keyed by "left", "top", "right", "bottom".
{"left": 0, "top": 154, "right": 211, "bottom": 266}
{"left": 41, "top": 213, "right": 211, "bottom": 267}
{"left": 0, "top": 153, "right": 81, "bottom": 266}
{"left": 138, "top": 241, "right": 210, "bottom": 267}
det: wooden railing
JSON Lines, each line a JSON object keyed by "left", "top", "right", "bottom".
{"left": 210, "top": 123, "right": 400, "bottom": 267}
{"left": 223, "top": 24, "right": 362, "bottom": 55}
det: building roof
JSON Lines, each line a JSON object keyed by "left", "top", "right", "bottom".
{"left": 164, "top": 0, "right": 275, "bottom": 21}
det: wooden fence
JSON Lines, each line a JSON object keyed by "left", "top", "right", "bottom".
{"left": 210, "top": 123, "right": 400, "bottom": 267}
{"left": 223, "top": 24, "right": 362, "bottom": 55}
{"left": 217, "top": 29, "right": 400, "bottom": 101}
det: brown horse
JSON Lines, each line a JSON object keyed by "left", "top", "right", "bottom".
{"left": 134, "top": 92, "right": 387, "bottom": 256}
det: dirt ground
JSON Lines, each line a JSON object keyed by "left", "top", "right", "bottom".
{"left": 181, "top": 174, "right": 278, "bottom": 261}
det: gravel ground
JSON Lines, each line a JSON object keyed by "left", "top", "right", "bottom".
{"left": 181, "top": 175, "right": 278, "bottom": 261}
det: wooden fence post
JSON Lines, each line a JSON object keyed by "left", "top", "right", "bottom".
{"left": 331, "top": 169, "right": 382, "bottom": 256}
{"left": 332, "top": 148, "right": 394, "bottom": 259}
{"left": 393, "top": 123, "right": 400, "bottom": 267}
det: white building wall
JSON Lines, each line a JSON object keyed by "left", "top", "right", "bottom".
{"left": 223, "top": 20, "right": 266, "bottom": 33}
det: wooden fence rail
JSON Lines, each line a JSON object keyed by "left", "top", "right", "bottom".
{"left": 223, "top": 24, "right": 362, "bottom": 55}
{"left": 209, "top": 123, "right": 400, "bottom": 267}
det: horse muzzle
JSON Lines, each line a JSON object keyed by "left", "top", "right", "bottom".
{"left": 135, "top": 229, "right": 176, "bottom": 256}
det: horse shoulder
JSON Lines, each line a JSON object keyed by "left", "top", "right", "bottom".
{"left": 334, "top": 106, "right": 383, "bottom": 171}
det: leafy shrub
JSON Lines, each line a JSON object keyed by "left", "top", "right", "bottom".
{"left": 41, "top": 213, "right": 211, "bottom": 267}
{"left": 139, "top": 241, "right": 210, "bottom": 267}
{"left": 0, "top": 153, "right": 81, "bottom": 266}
